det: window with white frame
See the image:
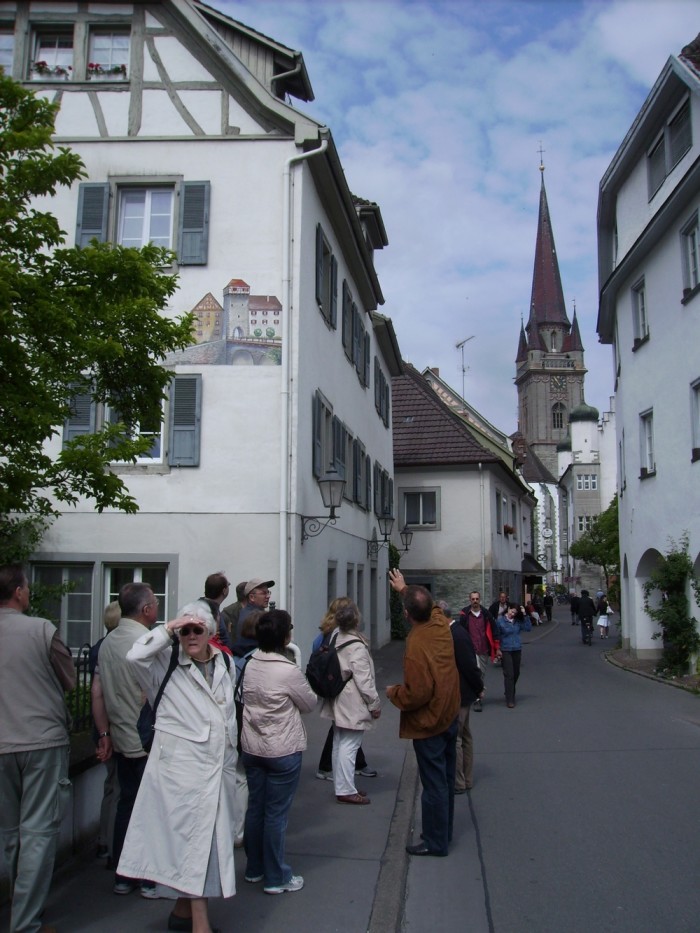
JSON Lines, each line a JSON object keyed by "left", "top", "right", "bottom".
{"left": 118, "top": 188, "right": 174, "bottom": 249}
{"left": 0, "top": 29, "right": 14, "bottom": 71}
{"left": 632, "top": 278, "right": 649, "bottom": 344}
{"left": 105, "top": 565, "right": 168, "bottom": 623}
{"left": 63, "top": 375, "right": 201, "bottom": 468}
{"left": 682, "top": 213, "right": 699, "bottom": 295}
{"left": 87, "top": 28, "right": 129, "bottom": 80}
{"left": 691, "top": 379, "right": 700, "bottom": 460}
{"left": 31, "top": 564, "right": 93, "bottom": 649}
{"left": 647, "top": 97, "right": 692, "bottom": 198}
{"left": 402, "top": 488, "right": 439, "bottom": 529}
{"left": 106, "top": 401, "right": 165, "bottom": 464}
{"left": 640, "top": 409, "right": 655, "bottom": 475}
{"left": 576, "top": 474, "right": 598, "bottom": 491}
{"left": 30, "top": 29, "right": 73, "bottom": 79}
{"left": 76, "top": 180, "right": 210, "bottom": 265}
{"left": 577, "top": 515, "right": 593, "bottom": 534}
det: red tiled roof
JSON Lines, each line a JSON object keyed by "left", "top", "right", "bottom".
{"left": 249, "top": 295, "right": 282, "bottom": 311}
{"left": 392, "top": 363, "right": 503, "bottom": 466}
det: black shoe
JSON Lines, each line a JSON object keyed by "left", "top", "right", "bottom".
{"left": 167, "top": 913, "right": 193, "bottom": 932}
{"left": 406, "top": 843, "right": 447, "bottom": 857}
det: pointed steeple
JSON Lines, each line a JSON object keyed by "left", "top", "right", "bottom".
{"left": 516, "top": 320, "right": 528, "bottom": 363}
{"left": 526, "top": 169, "right": 570, "bottom": 332}
{"left": 562, "top": 307, "right": 584, "bottom": 352}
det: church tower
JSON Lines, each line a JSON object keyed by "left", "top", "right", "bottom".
{"left": 515, "top": 165, "right": 586, "bottom": 476}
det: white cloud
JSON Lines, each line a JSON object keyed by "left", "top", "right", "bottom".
{"left": 222, "top": 0, "right": 696, "bottom": 431}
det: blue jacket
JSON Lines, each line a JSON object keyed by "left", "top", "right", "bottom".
{"left": 496, "top": 614, "right": 531, "bottom": 651}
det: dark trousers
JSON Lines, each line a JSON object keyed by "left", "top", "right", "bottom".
{"left": 113, "top": 753, "right": 147, "bottom": 879}
{"left": 501, "top": 649, "right": 522, "bottom": 705}
{"left": 412, "top": 718, "right": 458, "bottom": 856}
{"left": 318, "top": 725, "right": 367, "bottom": 772}
{"left": 581, "top": 618, "right": 593, "bottom": 644}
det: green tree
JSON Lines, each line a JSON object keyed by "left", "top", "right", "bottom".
{"left": 0, "top": 75, "right": 194, "bottom": 559}
{"left": 569, "top": 495, "right": 620, "bottom": 601}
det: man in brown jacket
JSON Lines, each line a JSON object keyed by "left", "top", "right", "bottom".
{"left": 386, "top": 570, "right": 459, "bottom": 857}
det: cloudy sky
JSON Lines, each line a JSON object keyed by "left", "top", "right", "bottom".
{"left": 223, "top": 0, "right": 698, "bottom": 434}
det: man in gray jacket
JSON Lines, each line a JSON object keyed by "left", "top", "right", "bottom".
{"left": 0, "top": 563, "right": 76, "bottom": 933}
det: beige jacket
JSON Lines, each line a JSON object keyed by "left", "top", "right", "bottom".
{"left": 241, "top": 649, "right": 317, "bottom": 758}
{"left": 320, "top": 630, "right": 380, "bottom": 731}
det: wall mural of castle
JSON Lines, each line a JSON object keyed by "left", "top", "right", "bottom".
{"left": 166, "top": 278, "right": 282, "bottom": 366}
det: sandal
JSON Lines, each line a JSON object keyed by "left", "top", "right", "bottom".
{"left": 336, "top": 793, "right": 371, "bottom": 805}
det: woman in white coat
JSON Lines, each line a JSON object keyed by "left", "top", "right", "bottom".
{"left": 118, "top": 601, "right": 236, "bottom": 933}
{"left": 320, "top": 602, "right": 381, "bottom": 805}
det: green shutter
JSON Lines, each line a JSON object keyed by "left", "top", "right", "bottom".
{"left": 76, "top": 183, "right": 109, "bottom": 246}
{"left": 178, "top": 181, "right": 210, "bottom": 265}
{"left": 168, "top": 374, "right": 201, "bottom": 466}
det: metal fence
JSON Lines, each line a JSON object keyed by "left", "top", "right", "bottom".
{"left": 69, "top": 644, "right": 93, "bottom": 735}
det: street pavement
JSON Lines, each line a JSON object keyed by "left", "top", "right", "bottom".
{"left": 5, "top": 605, "right": 700, "bottom": 932}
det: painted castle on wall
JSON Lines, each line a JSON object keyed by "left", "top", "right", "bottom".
{"left": 166, "top": 278, "right": 282, "bottom": 366}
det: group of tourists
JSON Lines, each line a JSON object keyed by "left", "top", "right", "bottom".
{"left": 3, "top": 557, "right": 585, "bottom": 932}
{"left": 569, "top": 589, "right": 613, "bottom": 644}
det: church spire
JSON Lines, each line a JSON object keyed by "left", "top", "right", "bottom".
{"left": 526, "top": 168, "right": 570, "bottom": 334}
{"left": 562, "top": 305, "right": 584, "bottom": 352}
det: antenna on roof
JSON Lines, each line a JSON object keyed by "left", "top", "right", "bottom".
{"left": 455, "top": 335, "right": 475, "bottom": 402}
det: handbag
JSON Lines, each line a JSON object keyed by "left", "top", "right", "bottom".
{"left": 137, "top": 638, "right": 180, "bottom": 753}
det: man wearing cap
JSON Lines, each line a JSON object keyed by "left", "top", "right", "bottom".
{"left": 238, "top": 578, "right": 274, "bottom": 628}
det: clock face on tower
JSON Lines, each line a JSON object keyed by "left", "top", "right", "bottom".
{"left": 551, "top": 374, "right": 567, "bottom": 391}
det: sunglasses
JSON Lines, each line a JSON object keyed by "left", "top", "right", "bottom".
{"left": 179, "top": 624, "right": 206, "bottom": 637}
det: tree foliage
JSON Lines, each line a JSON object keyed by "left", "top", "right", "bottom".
{"left": 569, "top": 494, "right": 620, "bottom": 600}
{"left": 0, "top": 75, "right": 194, "bottom": 555}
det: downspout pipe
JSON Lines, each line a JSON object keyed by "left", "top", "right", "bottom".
{"left": 478, "top": 462, "right": 485, "bottom": 597}
{"left": 280, "top": 129, "right": 330, "bottom": 615}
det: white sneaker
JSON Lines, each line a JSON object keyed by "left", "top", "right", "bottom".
{"left": 315, "top": 770, "right": 333, "bottom": 781}
{"left": 264, "top": 875, "right": 304, "bottom": 895}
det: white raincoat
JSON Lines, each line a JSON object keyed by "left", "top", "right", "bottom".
{"left": 117, "top": 624, "right": 237, "bottom": 898}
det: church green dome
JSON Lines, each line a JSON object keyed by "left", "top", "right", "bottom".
{"left": 569, "top": 402, "right": 599, "bottom": 423}
{"left": 556, "top": 436, "right": 571, "bottom": 452}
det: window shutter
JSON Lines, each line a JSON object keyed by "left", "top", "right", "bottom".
{"left": 383, "top": 382, "right": 391, "bottom": 428}
{"left": 373, "top": 462, "right": 380, "bottom": 516}
{"left": 312, "top": 392, "right": 322, "bottom": 479}
{"left": 353, "top": 304, "right": 361, "bottom": 371}
{"left": 388, "top": 478, "right": 394, "bottom": 517}
{"left": 363, "top": 333, "right": 370, "bottom": 387}
{"left": 342, "top": 281, "right": 352, "bottom": 358}
{"left": 365, "top": 454, "right": 372, "bottom": 511}
{"left": 330, "top": 255, "right": 338, "bottom": 329}
{"left": 352, "top": 439, "right": 361, "bottom": 502}
{"left": 315, "top": 224, "right": 324, "bottom": 308}
{"left": 178, "top": 181, "right": 210, "bottom": 265}
{"left": 332, "top": 415, "right": 345, "bottom": 478}
{"left": 374, "top": 357, "right": 380, "bottom": 411}
{"left": 168, "top": 374, "right": 201, "bottom": 467}
{"left": 63, "top": 388, "right": 96, "bottom": 446}
{"left": 76, "top": 183, "right": 109, "bottom": 246}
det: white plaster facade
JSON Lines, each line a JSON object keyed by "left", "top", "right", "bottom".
{"left": 5, "top": 0, "right": 401, "bottom": 653}
{"left": 597, "top": 41, "right": 700, "bottom": 657}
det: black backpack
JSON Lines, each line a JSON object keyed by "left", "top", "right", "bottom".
{"left": 305, "top": 632, "right": 363, "bottom": 698}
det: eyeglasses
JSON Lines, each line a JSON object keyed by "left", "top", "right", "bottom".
{"left": 179, "top": 625, "right": 206, "bottom": 637}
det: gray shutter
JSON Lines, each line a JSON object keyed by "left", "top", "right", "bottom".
{"left": 373, "top": 462, "right": 380, "bottom": 516}
{"left": 332, "top": 415, "right": 345, "bottom": 478}
{"left": 178, "top": 181, "right": 210, "bottom": 265}
{"left": 312, "top": 392, "right": 322, "bottom": 479}
{"left": 374, "top": 357, "right": 380, "bottom": 412}
{"left": 363, "top": 333, "right": 370, "bottom": 387}
{"left": 168, "top": 374, "right": 201, "bottom": 466}
{"left": 315, "top": 224, "right": 324, "bottom": 308}
{"left": 365, "top": 454, "right": 371, "bottom": 511}
{"left": 330, "top": 255, "right": 338, "bottom": 329}
{"left": 76, "top": 183, "right": 109, "bottom": 246}
{"left": 63, "top": 388, "right": 96, "bottom": 446}
{"left": 388, "top": 478, "right": 394, "bottom": 518}
{"left": 353, "top": 439, "right": 361, "bottom": 502}
{"left": 342, "top": 281, "right": 352, "bottom": 357}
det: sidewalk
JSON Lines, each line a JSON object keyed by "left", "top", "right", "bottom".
{"left": 1, "top": 639, "right": 416, "bottom": 933}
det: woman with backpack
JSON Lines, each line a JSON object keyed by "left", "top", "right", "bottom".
{"left": 320, "top": 601, "right": 381, "bottom": 805}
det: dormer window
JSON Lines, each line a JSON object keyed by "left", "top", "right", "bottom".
{"left": 647, "top": 97, "right": 691, "bottom": 199}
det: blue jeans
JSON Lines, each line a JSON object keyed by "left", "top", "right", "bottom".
{"left": 242, "top": 751, "right": 302, "bottom": 887}
{"left": 412, "top": 718, "right": 458, "bottom": 856}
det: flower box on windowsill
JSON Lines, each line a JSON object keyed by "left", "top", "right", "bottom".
{"left": 30, "top": 61, "right": 72, "bottom": 80}
{"left": 639, "top": 466, "right": 655, "bottom": 479}
{"left": 87, "top": 63, "right": 128, "bottom": 81}
{"left": 503, "top": 524, "right": 516, "bottom": 536}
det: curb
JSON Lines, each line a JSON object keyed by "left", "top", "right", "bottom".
{"left": 605, "top": 651, "right": 700, "bottom": 694}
